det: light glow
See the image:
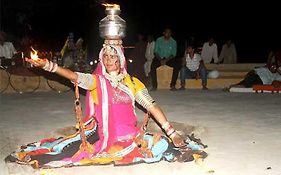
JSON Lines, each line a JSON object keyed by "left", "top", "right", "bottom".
{"left": 30, "top": 47, "right": 39, "bottom": 60}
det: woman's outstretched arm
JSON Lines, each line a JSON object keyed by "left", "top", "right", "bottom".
{"left": 25, "top": 58, "right": 78, "bottom": 82}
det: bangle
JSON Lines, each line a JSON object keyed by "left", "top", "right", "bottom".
{"left": 162, "top": 121, "right": 176, "bottom": 136}
{"left": 51, "top": 62, "right": 58, "bottom": 72}
{"left": 169, "top": 130, "right": 177, "bottom": 139}
{"left": 162, "top": 122, "right": 170, "bottom": 130}
{"left": 43, "top": 60, "right": 58, "bottom": 72}
{"left": 42, "top": 60, "right": 49, "bottom": 70}
{"left": 166, "top": 127, "right": 176, "bottom": 136}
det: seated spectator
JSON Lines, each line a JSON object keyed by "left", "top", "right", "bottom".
{"left": 0, "top": 31, "right": 17, "bottom": 59}
{"left": 75, "top": 37, "right": 87, "bottom": 64}
{"left": 150, "top": 27, "right": 180, "bottom": 91}
{"left": 218, "top": 39, "right": 237, "bottom": 64}
{"left": 179, "top": 45, "right": 208, "bottom": 90}
{"left": 201, "top": 37, "right": 218, "bottom": 64}
{"left": 60, "top": 32, "right": 76, "bottom": 68}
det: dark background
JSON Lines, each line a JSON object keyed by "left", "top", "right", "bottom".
{"left": 1, "top": 0, "right": 280, "bottom": 62}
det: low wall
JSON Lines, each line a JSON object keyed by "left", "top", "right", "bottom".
{"left": 1, "top": 68, "right": 71, "bottom": 94}
{"left": 1, "top": 63, "right": 266, "bottom": 93}
{"left": 156, "top": 63, "right": 265, "bottom": 89}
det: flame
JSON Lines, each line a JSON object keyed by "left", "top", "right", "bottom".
{"left": 30, "top": 47, "right": 39, "bottom": 60}
{"left": 102, "top": 3, "right": 120, "bottom": 10}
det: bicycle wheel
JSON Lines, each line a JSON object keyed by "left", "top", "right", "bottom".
{"left": 9, "top": 74, "right": 40, "bottom": 94}
{"left": 0, "top": 68, "right": 10, "bottom": 93}
{"left": 47, "top": 77, "right": 71, "bottom": 93}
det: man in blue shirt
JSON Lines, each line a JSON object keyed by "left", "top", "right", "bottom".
{"left": 150, "top": 28, "right": 180, "bottom": 91}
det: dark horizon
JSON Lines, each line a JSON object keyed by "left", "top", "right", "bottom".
{"left": 1, "top": 0, "right": 280, "bottom": 62}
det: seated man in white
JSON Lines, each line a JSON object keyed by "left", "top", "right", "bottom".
{"left": 180, "top": 45, "right": 208, "bottom": 90}
{"left": 0, "top": 31, "right": 17, "bottom": 59}
{"left": 201, "top": 37, "right": 218, "bottom": 64}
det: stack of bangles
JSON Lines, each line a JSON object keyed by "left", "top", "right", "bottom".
{"left": 43, "top": 60, "right": 58, "bottom": 72}
{"left": 162, "top": 122, "right": 177, "bottom": 139}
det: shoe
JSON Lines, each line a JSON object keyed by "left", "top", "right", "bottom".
{"left": 179, "top": 86, "right": 185, "bottom": 90}
{"left": 202, "top": 86, "right": 208, "bottom": 90}
{"left": 170, "top": 86, "right": 177, "bottom": 91}
{"left": 222, "top": 87, "right": 230, "bottom": 92}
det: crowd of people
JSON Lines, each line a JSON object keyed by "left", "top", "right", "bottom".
{"left": 126, "top": 28, "right": 281, "bottom": 91}
{"left": 1, "top": 26, "right": 280, "bottom": 91}
{"left": 61, "top": 35, "right": 93, "bottom": 73}
{"left": 127, "top": 28, "right": 240, "bottom": 91}
{"left": 0, "top": 30, "right": 92, "bottom": 73}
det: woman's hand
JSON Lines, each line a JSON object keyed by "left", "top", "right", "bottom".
{"left": 170, "top": 131, "right": 186, "bottom": 148}
{"left": 25, "top": 57, "right": 47, "bottom": 68}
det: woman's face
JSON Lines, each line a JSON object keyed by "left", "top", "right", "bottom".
{"left": 102, "top": 52, "right": 121, "bottom": 74}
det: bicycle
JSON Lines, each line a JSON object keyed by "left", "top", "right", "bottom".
{"left": 46, "top": 73, "right": 72, "bottom": 93}
{"left": 6, "top": 54, "right": 41, "bottom": 94}
{"left": 8, "top": 66, "right": 41, "bottom": 94}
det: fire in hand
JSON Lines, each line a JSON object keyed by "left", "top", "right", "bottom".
{"left": 30, "top": 47, "right": 39, "bottom": 60}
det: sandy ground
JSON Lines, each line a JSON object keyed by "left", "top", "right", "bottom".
{"left": 1, "top": 89, "right": 281, "bottom": 175}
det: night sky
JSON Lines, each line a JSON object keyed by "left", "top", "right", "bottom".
{"left": 1, "top": 0, "right": 280, "bottom": 62}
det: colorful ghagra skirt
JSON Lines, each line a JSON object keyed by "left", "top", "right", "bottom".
{"left": 5, "top": 118, "right": 207, "bottom": 168}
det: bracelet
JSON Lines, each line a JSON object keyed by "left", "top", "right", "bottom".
{"left": 43, "top": 60, "right": 58, "bottom": 72}
{"left": 166, "top": 127, "right": 176, "bottom": 136}
{"left": 162, "top": 122, "right": 170, "bottom": 130}
{"left": 162, "top": 121, "right": 176, "bottom": 136}
{"left": 169, "top": 130, "right": 177, "bottom": 139}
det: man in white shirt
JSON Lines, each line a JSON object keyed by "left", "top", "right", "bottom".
{"left": 201, "top": 37, "right": 218, "bottom": 64}
{"left": 0, "top": 31, "right": 17, "bottom": 68}
{"left": 0, "top": 42, "right": 17, "bottom": 59}
{"left": 0, "top": 31, "right": 17, "bottom": 59}
{"left": 180, "top": 45, "right": 208, "bottom": 90}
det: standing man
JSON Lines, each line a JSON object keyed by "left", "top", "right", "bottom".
{"left": 150, "top": 27, "right": 180, "bottom": 91}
